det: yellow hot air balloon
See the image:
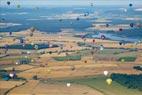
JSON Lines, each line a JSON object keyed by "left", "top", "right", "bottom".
{"left": 31, "top": 59, "right": 34, "bottom": 63}
{"left": 121, "top": 59, "right": 125, "bottom": 62}
{"left": 106, "top": 78, "right": 112, "bottom": 85}
{"left": 47, "top": 68, "right": 51, "bottom": 74}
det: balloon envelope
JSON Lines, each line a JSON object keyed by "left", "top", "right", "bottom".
{"left": 104, "top": 71, "right": 108, "bottom": 76}
{"left": 34, "top": 45, "right": 38, "bottom": 50}
{"left": 130, "top": 23, "right": 134, "bottom": 27}
{"left": 101, "top": 35, "right": 106, "bottom": 40}
{"left": 106, "top": 78, "right": 112, "bottom": 85}
{"left": 9, "top": 73, "right": 14, "bottom": 78}
{"left": 129, "top": 3, "right": 133, "bottom": 7}
{"left": 7, "top": 1, "right": 10, "bottom": 5}
{"left": 67, "top": 83, "right": 71, "bottom": 87}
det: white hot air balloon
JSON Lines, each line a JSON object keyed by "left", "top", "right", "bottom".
{"left": 15, "top": 62, "right": 19, "bottom": 65}
{"left": 31, "top": 42, "right": 34, "bottom": 45}
{"left": 124, "top": 9, "right": 127, "bottom": 12}
{"left": 9, "top": 73, "right": 14, "bottom": 78}
{"left": 27, "top": 51, "right": 31, "bottom": 54}
{"left": 103, "top": 71, "right": 109, "bottom": 76}
{"left": 67, "top": 83, "right": 71, "bottom": 87}
{"left": 25, "top": 56, "right": 28, "bottom": 58}
{"left": 100, "top": 46, "right": 104, "bottom": 51}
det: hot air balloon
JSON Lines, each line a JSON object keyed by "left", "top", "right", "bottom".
{"left": 100, "top": 46, "right": 104, "bottom": 51}
{"left": 9, "top": 73, "right": 14, "bottom": 78}
{"left": 76, "top": 17, "right": 80, "bottom": 21}
{"left": 20, "top": 39, "right": 24, "bottom": 44}
{"left": 7, "top": 1, "right": 10, "bottom": 5}
{"left": 101, "top": 35, "right": 106, "bottom": 40}
{"left": 47, "top": 69, "right": 51, "bottom": 73}
{"left": 121, "top": 59, "right": 125, "bottom": 62}
{"left": 34, "top": 45, "right": 38, "bottom": 50}
{"left": 106, "top": 78, "right": 112, "bottom": 85}
{"left": 31, "top": 59, "right": 34, "bottom": 63}
{"left": 71, "top": 65, "right": 75, "bottom": 71}
{"left": 9, "top": 32, "right": 12, "bottom": 36}
{"left": 4, "top": 44, "right": 8, "bottom": 51}
{"left": 103, "top": 71, "right": 108, "bottom": 76}
{"left": 31, "top": 42, "right": 34, "bottom": 45}
{"left": 15, "top": 61, "right": 19, "bottom": 65}
{"left": 67, "top": 83, "right": 71, "bottom": 87}
{"left": 93, "top": 39, "right": 95, "bottom": 43}
{"left": 130, "top": 23, "right": 134, "bottom": 27}
{"left": 84, "top": 60, "right": 87, "bottom": 63}
{"left": 106, "top": 24, "right": 109, "bottom": 27}
{"left": 119, "top": 42, "right": 122, "bottom": 45}
{"left": 129, "top": 3, "right": 133, "bottom": 7}
{"left": 84, "top": 14, "right": 87, "bottom": 16}
{"left": 119, "top": 28, "right": 123, "bottom": 31}
{"left": 84, "top": 12, "right": 89, "bottom": 16}
{"left": 49, "top": 51, "right": 52, "bottom": 54}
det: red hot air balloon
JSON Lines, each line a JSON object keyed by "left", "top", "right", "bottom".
{"left": 93, "top": 39, "right": 95, "bottom": 43}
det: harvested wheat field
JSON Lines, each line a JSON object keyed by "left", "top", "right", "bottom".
{"left": 7, "top": 80, "right": 103, "bottom": 95}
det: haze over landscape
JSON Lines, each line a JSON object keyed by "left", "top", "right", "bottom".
{"left": 0, "top": 0, "right": 142, "bottom": 95}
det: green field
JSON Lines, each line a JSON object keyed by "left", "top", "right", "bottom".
{"left": 62, "top": 76, "right": 142, "bottom": 95}
{"left": 118, "top": 56, "right": 136, "bottom": 62}
{"left": 54, "top": 55, "right": 81, "bottom": 61}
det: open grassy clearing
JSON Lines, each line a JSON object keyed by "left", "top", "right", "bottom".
{"left": 61, "top": 76, "right": 142, "bottom": 95}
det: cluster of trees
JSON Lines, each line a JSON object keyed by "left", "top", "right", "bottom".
{"left": 0, "top": 69, "right": 25, "bottom": 81}
{"left": 1, "top": 44, "right": 50, "bottom": 50}
{"left": 133, "top": 66, "right": 142, "bottom": 71}
{"left": 111, "top": 73, "right": 142, "bottom": 91}
{"left": 118, "top": 56, "right": 136, "bottom": 62}
{"left": 54, "top": 55, "right": 81, "bottom": 61}
{"left": 18, "top": 58, "right": 31, "bottom": 64}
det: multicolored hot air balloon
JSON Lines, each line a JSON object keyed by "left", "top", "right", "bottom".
{"left": 20, "top": 39, "right": 24, "bottom": 43}
{"left": 101, "top": 35, "right": 106, "bottom": 40}
{"left": 34, "top": 45, "right": 38, "bottom": 50}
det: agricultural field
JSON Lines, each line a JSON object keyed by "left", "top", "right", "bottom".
{"left": 1, "top": 1, "right": 142, "bottom": 94}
